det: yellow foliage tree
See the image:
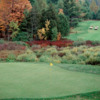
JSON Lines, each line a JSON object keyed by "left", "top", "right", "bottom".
{"left": 37, "top": 20, "right": 50, "bottom": 40}
{"left": 90, "top": 0, "right": 99, "bottom": 14}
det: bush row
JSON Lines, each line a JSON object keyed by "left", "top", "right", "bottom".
{"left": 0, "top": 41, "right": 28, "bottom": 50}
{"left": 26, "top": 40, "right": 73, "bottom": 47}
{"left": 1, "top": 45, "right": 100, "bottom": 65}
{"left": 26, "top": 40, "right": 100, "bottom": 47}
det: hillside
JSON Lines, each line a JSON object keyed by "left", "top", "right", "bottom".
{"left": 67, "top": 21, "right": 100, "bottom": 41}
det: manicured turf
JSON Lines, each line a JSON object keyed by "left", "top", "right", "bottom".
{"left": 67, "top": 20, "right": 100, "bottom": 41}
{"left": 0, "top": 63, "right": 100, "bottom": 99}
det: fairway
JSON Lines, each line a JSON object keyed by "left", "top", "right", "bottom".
{"left": 67, "top": 21, "right": 100, "bottom": 41}
{"left": 0, "top": 63, "right": 100, "bottom": 99}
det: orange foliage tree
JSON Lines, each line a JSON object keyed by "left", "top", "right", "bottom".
{"left": 0, "top": 0, "right": 32, "bottom": 39}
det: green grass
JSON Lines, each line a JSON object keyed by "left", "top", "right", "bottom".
{"left": 67, "top": 20, "right": 100, "bottom": 41}
{"left": 0, "top": 63, "right": 100, "bottom": 99}
{"left": 56, "top": 64, "right": 100, "bottom": 75}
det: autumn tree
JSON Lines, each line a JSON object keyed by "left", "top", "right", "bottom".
{"left": 9, "top": 21, "right": 20, "bottom": 39}
{"left": 37, "top": 20, "right": 50, "bottom": 40}
{"left": 0, "top": 0, "right": 12, "bottom": 39}
{"left": 90, "top": 0, "right": 99, "bottom": 14}
{"left": 13, "top": 5, "right": 41, "bottom": 41}
{"left": 0, "top": 0, "right": 32, "bottom": 39}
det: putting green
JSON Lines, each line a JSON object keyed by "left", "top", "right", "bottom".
{"left": 0, "top": 63, "right": 100, "bottom": 99}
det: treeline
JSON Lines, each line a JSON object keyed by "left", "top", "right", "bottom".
{"left": 0, "top": 0, "right": 100, "bottom": 41}
{"left": 12, "top": 0, "right": 81, "bottom": 41}
{"left": 82, "top": 0, "right": 100, "bottom": 20}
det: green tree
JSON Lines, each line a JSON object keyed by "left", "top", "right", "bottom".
{"left": 35, "top": 0, "right": 48, "bottom": 13}
{"left": 64, "top": 0, "right": 80, "bottom": 27}
{"left": 96, "top": 9, "right": 100, "bottom": 19}
{"left": 57, "top": 0, "right": 64, "bottom": 9}
{"left": 29, "top": 0, "right": 35, "bottom": 6}
{"left": 47, "top": 0, "right": 59, "bottom": 4}
{"left": 29, "top": 6, "right": 41, "bottom": 37}
{"left": 58, "top": 14, "right": 69, "bottom": 36}
{"left": 81, "top": 0, "right": 92, "bottom": 19}
{"left": 9, "top": 21, "right": 19, "bottom": 39}
{"left": 40, "top": 4, "right": 59, "bottom": 40}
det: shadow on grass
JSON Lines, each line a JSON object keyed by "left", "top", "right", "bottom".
{"left": 56, "top": 64, "right": 100, "bottom": 75}
{"left": 1, "top": 91, "right": 100, "bottom": 100}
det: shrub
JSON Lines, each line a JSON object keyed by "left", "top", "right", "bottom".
{"left": 51, "top": 27, "right": 58, "bottom": 41}
{"left": 45, "top": 46, "right": 58, "bottom": 55}
{"left": 6, "top": 54, "right": 16, "bottom": 62}
{"left": 0, "top": 42, "right": 26, "bottom": 50}
{"left": 31, "top": 45, "right": 41, "bottom": 51}
{"left": 92, "top": 41, "right": 100, "bottom": 46}
{"left": 26, "top": 40, "right": 73, "bottom": 47}
{"left": 0, "top": 39, "right": 5, "bottom": 44}
{"left": 52, "top": 55, "right": 62, "bottom": 63}
{"left": 0, "top": 44, "right": 6, "bottom": 50}
{"left": 13, "top": 32, "right": 32, "bottom": 42}
{"left": 73, "top": 40, "right": 86, "bottom": 46}
{"left": 17, "top": 49, "right": 37, "bottom": 62}
{"left": 17, "top": 53, "right": 37, "bottom": 62}
{"left": 14, "top": 41, "right": 29, "bottom": 46}
{"left": 39, "top": 55, "right": 52, "bottom": 62}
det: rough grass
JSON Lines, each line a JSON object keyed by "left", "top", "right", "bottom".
{"left": 67, "top": 20, "right": 100, "bottom": 41}
{"left": 56, "top": 64, "right": 100, "bottom": 75}
{"left": 0, "top": 63, "right": 100, "bottom": 99}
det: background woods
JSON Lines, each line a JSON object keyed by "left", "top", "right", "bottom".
{"left": 0, "top": 0, "right": 100, "bottom": 41}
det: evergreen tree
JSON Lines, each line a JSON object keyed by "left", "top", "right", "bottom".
{"left": 96, "top": 9, "right": 100, "bottom": 19}
{"left": 29, "top": 6, "right": 41, "bottom": 36}
{"left": 35, "top": 0, "right": 48, "bottom": 13}
{"left": 57, "top": 0, "right": 64, "bottom": 9}
{"left": 47, "top": 0, "right": 59, "bottom": 4}
{"left": 64, "top": 0, "right": 80, "bottom": 27}
{"left": 19, "top": 9, "right": 30, "bottom": 33}
{"left": 29, "top": 0, "right": 35, "bottom": 6}
{"left": 81, "top": 0, "right": 92, "bottom": 19}
{"left": 40, "top": 4, "right": 59, "bottom": 40}
{"left": 92, "top": 12, "right": 97, "bottom": 19}
{"left": 58, "top": 14, "right": 69, "bottom": 36}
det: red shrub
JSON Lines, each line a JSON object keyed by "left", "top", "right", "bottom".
{"left": 0, "top": 42, "right": 26, "bottom": 51}
{"left": 86, "top": 40, "right": 92, "bottom": 45}
{"left": 26, "top": 40, "right": 73, "bottom": 47}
